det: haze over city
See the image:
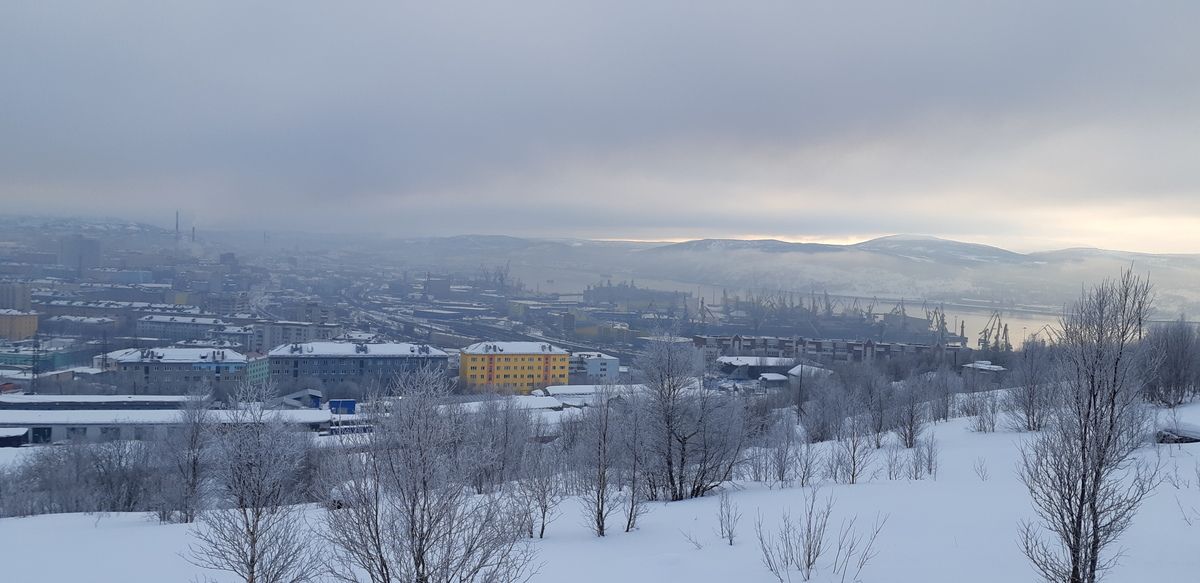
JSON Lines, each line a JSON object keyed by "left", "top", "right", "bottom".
{"left": 3, "top": 2, "right": 1199, "bottom": 253}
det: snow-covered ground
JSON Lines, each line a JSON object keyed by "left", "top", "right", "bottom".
{"left": 2, "top": 406, "right": 1199, "bottom": 582}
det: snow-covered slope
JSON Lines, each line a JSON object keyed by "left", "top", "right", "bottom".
{"left": 2, "top": 406, "right": 1198, "bottom": 582}
{"left": 852, "top": 234, "right": 1027, "bottom": 264}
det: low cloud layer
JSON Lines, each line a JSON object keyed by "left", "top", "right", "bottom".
{"left": 2, "top": 2, "right": 1197, "bottom": 252}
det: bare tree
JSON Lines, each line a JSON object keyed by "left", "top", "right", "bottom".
{"left": 1175, "top": 461, "right": 1200, "bottom": 527}
{"left": 516, "top": 443, "right": 566, "bottom": 539}
{"left": 883, "top": 443, "right": 904, "bottom": 480}
{"left": 0, "top": 439, "right": 151, "bottom": 517}
{"left": 973, "top": 457, "right": 991, "bottom": 481}
{"left": 753, "top": 488, "right": 882, "bottom": 583}
{"left": 462, "top": 396, "right": 535, "bottom": 494}
{"left": 189, "top": 383, "right": 320, "bottom": 583}
{"left": 577, "top": 386, "right": 622, "bottom": 536}
{"left": 893, "top": 381, "right": 926, "bottom": 448}
{"left": 906, "top": 439, "right": 926, "bottom": 481}
{"left": 801, "top": 377, "right": 846, "bottom": 443}
{"left": 320, "top": 368, "right": 535, "bottom": 583}
{"left": 618, "top": 388, "right": 652, "bottom": 532}
{"left": 844, "top": 367, "right": 892, "bottom": 448}
{"left": 1143, "top": 316, "right": 1200, "bottom": 407}
{"left": 152, "top": 392, "right": 211, "bottom": 523}
{"left": 716, "top": 490, "right": 742, "bottom": 546}
{"left": 1019, "top": 271, "right": 1161, "bottom": 583}
{"left": 967, "top": 391, "right": 1000, "bottom": 433}
{"left": 920, "top": 433, "right": 939, "bottom": 480}
{"left": 766, "top": 418, "right": 799, "bottom": 488}
{"left": 795, "top": 440, "right": 818, "bottom": 488}
{"left": 1004, "top": 338, "right": 1055, "bottom": 432}
{"left": 638, "top": 339, "right": 747, "bottom": 501}
{"left": 828, "top": 419, "right": 874, "bottom": 485}
{"left": 830, "top": 514, "right": 887, "bottom": 583}
{"left": 89, "top": 439, "right": 156, "bottom": 514}
{"left": 927, "top": 367, "right": 960, "bottom": 423}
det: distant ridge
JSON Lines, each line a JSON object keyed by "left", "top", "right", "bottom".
{"left": 851, "top": 234, "right": 1026, "bottom": 264}
{"left": 644, "top": 234, "right": 1024, "bottom": 264}
{"left": 643, "top": 238, "right": 844, "bottom": 254}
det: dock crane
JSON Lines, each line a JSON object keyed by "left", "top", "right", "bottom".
{"left": 978, "top": 311, "right": 1012, "bottom": 352}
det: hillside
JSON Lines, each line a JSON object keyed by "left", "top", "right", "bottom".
{"left": 3, "top": 402, "right": 1197, "bottom": 582}
{"left": 366, "top": 233, "right": 1200, "bottom": 317}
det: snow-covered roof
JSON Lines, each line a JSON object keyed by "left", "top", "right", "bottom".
{"left": 267, "top": 342, "right": 448, "bottom": 358}
{"left": 139, "top": 315, "right": 226, "bottom": 325}
{"left": 212, "top": 325, "right": 253, "bottom": 333}
{"left": 636, "top": 335, "right": 692, "bottom": 343}
{"left": 39, "top": 300, "right": 208, "bottom": 314}
{"left": 0, "top": 427, "right": 28, "bottom": 438}
{"left": 64, "top": 366, "right": 104, "bottom": 375}
{"left": 0, "top": 407, "right": 336, "bottom": 427}
{"left": 787, "top": 363, "right": 835, "bottom": 377}
{"left": 717, "top": 356, "right": 795, "bottom": 367}
{"left": 0, "top": 394, "right": 193, "bottom": 405}
{"left": 115, "top": 348, "right": 247, "bottom": 364}
{"left": 48, "top": 315, "right": 115, "bottom": 324}
{"left": 0, "top": 309, "right": 35, "bottom": 316}
{"left": 759, "top": 373, "right": 789, "bottom": 382}
{"left": 963, "top": 361, "right": 1006, "bottom": 372}
{"left": 571, "top": 351, "right": 617, "bottom": 360}
{"left": 456, "top": 395, "right": 563, "bottom": 413}
{"left": 100, "top": 348, "right": 141, "bottom": 360}
{"left": 541, "top": 384, "right": 647, "bottom": 397}
{"left": 462, "top": 342, "right": 568, "bottom": 355}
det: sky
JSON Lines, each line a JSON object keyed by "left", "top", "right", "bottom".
{"left": 1, "top": 1, "right": 1198, "bottom": 253}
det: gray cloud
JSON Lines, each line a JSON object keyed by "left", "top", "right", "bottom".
{"left": 1, "top": 1, "right": 1198, "bottom": 251}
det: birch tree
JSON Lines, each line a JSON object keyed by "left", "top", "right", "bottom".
{"left": 1019, "top": 271, "right": 1161, "bottom": 583}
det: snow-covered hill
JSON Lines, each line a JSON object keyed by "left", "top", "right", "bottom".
{"left": 3, "top": 403, "right": 1197, "bottom": 582}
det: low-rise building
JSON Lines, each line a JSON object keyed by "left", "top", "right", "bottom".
{"left": 0, "top": 394, "right": 334, "bottom": 444}
{"left": 93, "top": 348, "right": 141, "bottom": 372}
{"left": 569, "top": 351, "right": 621, "bottom": 384}
{"left": 268, "top": 341, "right": 448, "bottom": 390}
{"left": 42, "top": 315, "right": 119, "bottom": 336}
{"left": 210, "top": 324, "right": 254, "bottom": 349}
{"left": 716, "top": 355, "right": 796, "bottom": 380}
{"left": 253, "top": 321, "right": 342, "bottom": 353}
{"left": 136, "top": 314, "right": 227, "bottom": 342}
{"left": 962, "top": 360, "right": 1007, "bottom": 387}
{"left": 460, "top": 342, "right": 569, "bottom": 393}
{"left": 115, "top": 347, "right": 247, "bottom": 394}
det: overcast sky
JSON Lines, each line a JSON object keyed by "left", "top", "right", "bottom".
{"left": 2, "top": 2, "right": 1198, "bottom": 252}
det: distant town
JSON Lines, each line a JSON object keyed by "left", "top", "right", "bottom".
{"left": 0, "top": 215, "right": 1011, "bottom": 446}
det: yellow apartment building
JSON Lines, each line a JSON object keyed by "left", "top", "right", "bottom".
{"left": 0, "top": 310, "right": 38, "bottom": 341}
{"left": 459, "top": 341, "right": 569, "bottom": 393}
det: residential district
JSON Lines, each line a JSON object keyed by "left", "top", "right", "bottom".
{"left": 0, "top": 217, "right": 1005, "bottom": 447}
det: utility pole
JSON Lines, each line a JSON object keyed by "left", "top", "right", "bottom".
{"left": 30, "top": 335, "right": 41, "bottom": 393}
{"left": 794, "top": 361, "right": 804, "bottom": 425}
